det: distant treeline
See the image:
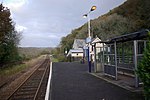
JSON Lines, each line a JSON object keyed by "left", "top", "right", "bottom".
{"left": 18, "top": 47, "right": 52, "bottom": 60}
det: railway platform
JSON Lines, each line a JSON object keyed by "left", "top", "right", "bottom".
{"left": 46, "top": 62, "right": 144, "bottom": 100}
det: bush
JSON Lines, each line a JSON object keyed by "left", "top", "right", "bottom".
{"left": 56, "top": 54, "right": 67, "bottom": 62}
{"left": 137, "top": 31, "right": 150, "bottom": 100}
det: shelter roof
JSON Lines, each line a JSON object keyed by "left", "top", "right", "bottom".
{"left": 106, "top": 29, "right": 149, "bottom": 43}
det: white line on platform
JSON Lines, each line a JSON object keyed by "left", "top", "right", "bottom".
{"left": 45, "top": 62, "right": 52, "bottom": 100}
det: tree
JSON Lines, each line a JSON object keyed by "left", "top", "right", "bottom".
{"left": 0, "top": 4, "right": 21, "bottom": 66}
{"left": 91, "top": 13, "right": 135, "bottom": 40}
{"left": 137, "top": 30, "right": 150, "bottom": 100}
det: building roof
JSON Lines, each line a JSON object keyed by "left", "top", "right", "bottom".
{"left": 91, "top": 37, "right": 101, "bottom": 44}
{"left": 73, "top": 39, "right": 86, "bottom": 49}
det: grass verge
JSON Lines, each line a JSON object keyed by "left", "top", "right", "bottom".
{"left": 0, "top": 64, "right": 27, "bottom": 76}
{"left": 51, "top": 57, "right": 58, "bottom": 62}
{"left": 0, "top": 55, "right": 44, "bottom": 76}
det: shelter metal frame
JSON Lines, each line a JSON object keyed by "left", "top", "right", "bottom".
{"left": 93, "top": 29, "right": 149, "bottom": 87}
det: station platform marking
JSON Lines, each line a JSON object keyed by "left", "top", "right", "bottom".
{"left": 45, "top": 62, "right": 52, "bottom": 100}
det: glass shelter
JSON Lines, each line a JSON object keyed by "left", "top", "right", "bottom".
{"left": 93, "top": 29, "right": 149, "bottom": 87}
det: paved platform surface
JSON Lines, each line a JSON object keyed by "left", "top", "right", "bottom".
{"left": 50, "top": 62, "right": 144, "bottom": 100}
{"left": 91, "top": 72, "right": 143, "bottom": 93}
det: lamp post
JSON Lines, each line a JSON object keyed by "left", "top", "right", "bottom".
{"left": 83, "top": 6, "right": 96, "bottom": 72}
{"left": 83, "top": 6, "right": 96, "bottom": 38}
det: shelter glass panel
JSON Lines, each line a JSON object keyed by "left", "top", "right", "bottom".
{"left": 103, "top": 44, "right": 116, "bottom": 78}
{"left": 117, "top": 41, "right": 134, "bottom": 64}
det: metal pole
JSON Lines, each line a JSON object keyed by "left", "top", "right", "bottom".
{"left": 88, "top": 46, "right": 91, "bottom": 72}
{"left": 83, "top": 6, "right": 96, "bottom": 73}
{"left": 94, "top": 44, "right": 97, "bottom": 72}
{"left": 87, "top": 14, "right": 91, "bottom": 38}
{"left": 122, "top": 43, "right": 125, "bottom": 63}
{"left": 87, "top": 13, "right": 92, "bottom": 72}
{"left": 134, "top": 40, "right": 138, "bottom": 87}
{"left": 114, "top": 42, "right": 118, "bottom": 80}
{"left": 102, "top": 43, "right": 105, "bottom": 73}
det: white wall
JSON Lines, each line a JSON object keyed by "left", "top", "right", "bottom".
{"left": 71, "top": 52, "right": 83, "bottom": 57}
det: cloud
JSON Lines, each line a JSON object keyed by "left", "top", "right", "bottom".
{"left": 15, "top": 24, "right": 27, "bottom": 32}
{"left": 20, "top": 33, "right": 61, "bottom": 47}
{"left": 4, "top": 0, "right": 28, "bottom": 11}
{"left": 3, "top": 0, "right": 126, "bottom": 47}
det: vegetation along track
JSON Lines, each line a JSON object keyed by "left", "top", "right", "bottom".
{"left": 7, "top": 55, "right": 50, "bottom": 100}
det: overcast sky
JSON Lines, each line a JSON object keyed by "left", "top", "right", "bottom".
{"left": 2, "top": 0, "right": 126, "bottom": 47}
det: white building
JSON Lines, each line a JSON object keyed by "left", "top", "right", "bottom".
{"left": 67, "top": 39, "right": 86, "bottom": 61}
{"left": 67, "top": 37, "right": 104, "bottom": 65}
{"left": 91, "top": 37, "right": 104, "bottom": 72}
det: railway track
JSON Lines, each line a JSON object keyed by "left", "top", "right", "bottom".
{"left": 7, "top": 56, "right": 50, "bottom": 100}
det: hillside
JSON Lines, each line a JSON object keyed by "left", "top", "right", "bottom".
{"left": 58, "top": 0, "right": 150, "bottom": 53}
{"left": 74, "top": 0, "right": 150, "bottom": 40}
